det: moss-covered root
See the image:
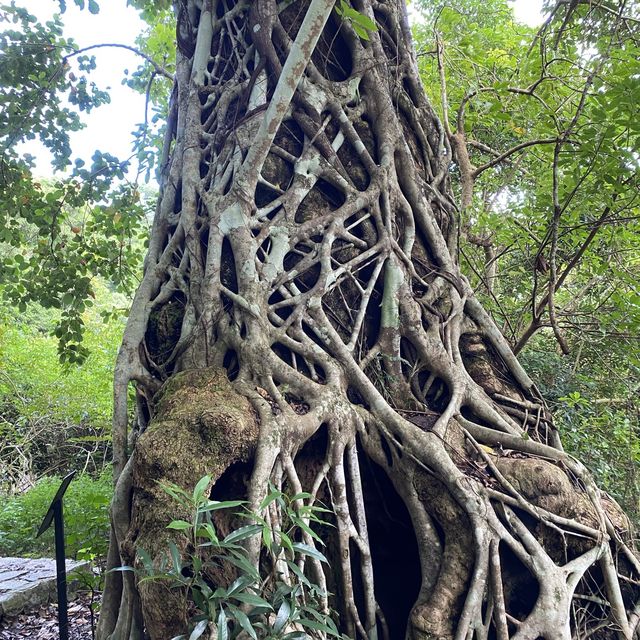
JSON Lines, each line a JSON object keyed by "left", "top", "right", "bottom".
{"left": 124, "top": 368, "right": 258, "bottom": 640}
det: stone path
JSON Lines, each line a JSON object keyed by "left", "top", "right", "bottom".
{"left": 0, "top": 557, "right": 89, "bottom": 619}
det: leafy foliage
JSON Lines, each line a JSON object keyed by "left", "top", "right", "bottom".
{"left": 139, "top": 478, "right": 344, "bottom": 640}
{"left": 0, "top": 2, "right": 154, "bottom": 362}
{"left": 0, "top": 281, "right": 123, "bottom": 491}
{"left": 521, "top": 333, "right": 640, "bottom": 523}
{"left": 415, "top": 0, "right": 639, "bottom": 353}
{"left": 0, "top": 468, "right": 111, "bottom": 558}
{"left": 335, "top": 1, "right": 377, "bottom": 40}
{"left": 413, "top": 0, "right": 640, "bottom": 517}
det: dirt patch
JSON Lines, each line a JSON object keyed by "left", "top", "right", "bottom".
{"left": 0, "top": 591, "right": 97, "bottom": 640}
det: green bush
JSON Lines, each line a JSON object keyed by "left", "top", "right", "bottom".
{"left": 520, "top": 333, "right": 640, "bottom": 525}
{"left": 143, "top": 478, "right": 342, "bottom": 640}
{"left": 0, "top": 469, "right": 111, "bottom": 559}
{"left": 0, "top": 280, "right": 125, "bottom": 490}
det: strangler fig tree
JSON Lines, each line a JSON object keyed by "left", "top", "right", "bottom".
{"left": 97, "top": 1, "right": 640, "bottom": 639}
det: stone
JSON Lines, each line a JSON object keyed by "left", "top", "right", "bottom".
{"left": 0, "top": 557, "right": 90, "bottom": 619}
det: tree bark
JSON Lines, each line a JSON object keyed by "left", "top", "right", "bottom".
{"left": 97, "top": 1, "right": 640, "bottom": 639}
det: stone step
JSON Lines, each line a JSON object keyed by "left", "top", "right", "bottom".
{"left": 0, "top": 557, "right": 90, "bottom": 619}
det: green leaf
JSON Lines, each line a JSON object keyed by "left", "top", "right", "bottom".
{"left": 217, "top": 607, "right": 228, "bottom": 640}
{"left": 232, "top": 592, "right": 273, "bottom": 610}
{"left": 227, "top": 605, "right": 257, "bottom": 640}
{"left": 193, "top": 475, "right": 211, "bottom": 502}
{"left": 278, "top": 530, "right": 294, "bottom": 552}
{"left": 292, "top": 542, "right": 328, "bottom": 564}
{"left": 108, "top": 565, "right": 135, "bottom": 573}
{"left": 273, "top": 600, "right": 291, "bottom": 634}
{"left": 259, "top": 490, "right": 282, "bottom": 510}
{"left": 352, "top": 10, "right": 377, "bottom": 31}
{"left": 168, "top": 542, "right": 182, "bottom": 573}
{"left": 285, "top": 560, "right": 312, "bottom": 588}
{"left": 224, "top": 552, "right": 260, "bottom": 581}
{"left": 198, "top": 522, "right": 219, "bottom": 544}
{"left": 262, "top": 524, "right": 272, "bottom": 550}
{"left": 61, "top": 293, "right": 74, "bottom": 307}
{"left": 87, "top": 0, "right": 99, "bottom": 14}
{"left": 352, "top": 22, "right": 370, "bottom": 40}
{"left": 167, "top": 520, "right": 192, "bottom": 531}
{"left": 160, "top": 482, "right": 191, "bottom": 506}
{"left": 137, "top": 548, "right": 154, "bottom": 573}
{"left": 226, "top": 575, "right": 253, "bottom": 596}
{"left": 298, "top": 618, "right": 339, "bottom": 636}
{"left": 223, "top": 524, "right": 262, "bottom": 544}
{"left": 198, "top": 499, "right": 246, "bottom": 513}
{"left": 189, "top": 620, "right": 208, "bottom": 640}
{"left": 290, "top": 515, "right": 323, "bottom": 544}
{"left": 290, "top": 492, "right": 313, "bottom": 502}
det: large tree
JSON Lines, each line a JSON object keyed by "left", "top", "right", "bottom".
{"left": 95, "top": 1, "right": 640, "bottom": 639}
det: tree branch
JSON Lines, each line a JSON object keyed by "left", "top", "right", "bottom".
{"left": 64, "top": 43, "right": 174, "bottom": 80}
{"left": 472, "top": 138, "right": 558, "bottom": 179}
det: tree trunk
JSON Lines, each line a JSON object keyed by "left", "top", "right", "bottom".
{"left": 97, "top": 1, "right": 640, "bottom": 639}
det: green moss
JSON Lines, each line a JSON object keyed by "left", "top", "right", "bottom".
{"left": 125, "top": 368, "right": 259, "bottom": 638}
{"left": 132, "top": 367, "right": 257, "bottom": 512}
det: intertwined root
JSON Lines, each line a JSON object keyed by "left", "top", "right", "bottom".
{"left": 97, "top": 1, "right": 640, "bottom": 639}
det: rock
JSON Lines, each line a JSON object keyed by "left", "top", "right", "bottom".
{"left": 0, "top": 557, "right": 90, "bottom": 619}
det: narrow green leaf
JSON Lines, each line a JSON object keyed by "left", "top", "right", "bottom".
{"left": 108, "top": 565, "right": 135, "bottom": 573}
{"left": 282, "top": 633, "right": 306, "bottom": 640}
{"left": 199, "top": 499, "right": 246, "bottom": 513}
{"left": 168, "top": 542, "right": 182, "bottom": 572}
{"left": 262, "top": 524, "right": 272, "bottom": 550}
{"left": 259, "top": 490, "right": 282, "bottom": 510}
{"left": 227, "top": 575, "right": 253, "bottom": 596}
{"left": 224, "top": 552, "right": 260, "bottom": 581}
{"left": 278, "top": 530, "right": 294, "bottom": 551}
{"left": 227, "top": 605, "right": 257, "bottom": 640}
{"left": 223, "top": 524, "right": 262, "bottom": 544}
{"left": 298, "top": 618, "right": 339, "bottom": 636}
{"left": 352, "top": 23, "right": 370, "bottom": 40}
{"left": 273, "top": 600, "right": 292, "bottom": 634}
{"left": 137, "top": 548, "right": 154, "bottom": 573}
{"left": 290, "top": 515, "right": 323, "bottom": 544}
{"left": 232, "top": 592, "right": 273, "bottom": 609}
{"left": 193, "top": 475, "right": 211, "bottom": 502}
{"left": 285, "top": 560, "right": 312, "bottom": 588}
{"left": 217, "top": 607, "right": 228, "bottom": 640}
{"left": 351, "top": 9, "right": 377, "bottom": 32}
{"left": 189, "top": 619, "right": 208, "bottom": 640}
{"left": 290, "top": 492, "right": 313, "bottom": 502}
{"left": 292, "top": 542, "right": 328, "bottom": 564}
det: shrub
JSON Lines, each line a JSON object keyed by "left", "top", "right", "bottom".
{"left": 0, "top": 468, "right": 111, "bottom": 559}
{"left": 139, "top": 477, "right": 343, "bottom": 640}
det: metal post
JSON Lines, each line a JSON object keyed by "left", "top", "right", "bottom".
{"left": 53, "top": 501, "right": 69, "bottom": 640}
{"left": 36, "top": 471, "right": 76, "bottom": 640}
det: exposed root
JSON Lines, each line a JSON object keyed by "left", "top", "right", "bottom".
{"left": 98, "top": 1, "right": 640, "bottom": 639}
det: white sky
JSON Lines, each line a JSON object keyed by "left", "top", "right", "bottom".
{"left": 15, "top": 1, "right": 148, "bottom": 177}
{"left": 16, "top": 0, "right": 544, "bottom": 180}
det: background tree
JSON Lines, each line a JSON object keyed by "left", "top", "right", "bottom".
{"left": 412, "top": 0, "right": 640, "bottom": 520}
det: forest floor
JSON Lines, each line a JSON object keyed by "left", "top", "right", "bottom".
{"left": 0, "top": 591, "right": 96, "bottom": 639}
